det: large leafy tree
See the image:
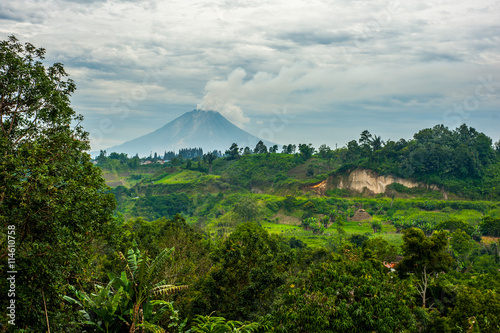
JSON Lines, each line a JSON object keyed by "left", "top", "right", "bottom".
{"left": 253, "top": 140, "right": 267, "bottom": 154}
{"left": 397, "top": 228, "right": 453, "bottom": 308}
{"left": 271, "top": 259, "right": 419, "bottom": 332}
{"left": 0, "top": 36, "right": 116, "bottom": 330}
{"left": 192, "top": 223, "right": 287, "bottom": 321}
{"left": 298, "top": 143, "right": 315, "bottom": 160}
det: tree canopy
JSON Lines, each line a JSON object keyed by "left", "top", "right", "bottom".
{"left": 0, "top": 35, "right": 116, "bottom": 330}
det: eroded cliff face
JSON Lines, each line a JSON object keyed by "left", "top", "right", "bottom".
{"left": 337, "top": 169, "right": 417, "bottom": 193}
{"left": 334, "top": 169, "right": 447, "bottom": 198}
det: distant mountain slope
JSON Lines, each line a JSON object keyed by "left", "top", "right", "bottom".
{"left": 106, "top": 109, "right": 277, "bottom": 157}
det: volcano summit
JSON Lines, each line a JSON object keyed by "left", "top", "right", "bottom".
{"left": 105, "top": 109, "right": 277, "bottom": 157}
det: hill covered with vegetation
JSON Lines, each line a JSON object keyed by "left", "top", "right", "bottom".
{"left": 102, "top": 123, "right": 500, "bottom": 199}
{"left": 99, "top": 124, "right": 500, "bottom": 228}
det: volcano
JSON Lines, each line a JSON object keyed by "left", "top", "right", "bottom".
{"left": 105, "top": 109, "right": 277, "bottom": 157}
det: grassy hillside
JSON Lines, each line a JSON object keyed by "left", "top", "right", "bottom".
{"left": 155, "top": 170, "right": 220, "bottom": 184}
{"left": 101, "top": 156, "right": 499, "bottom": 251}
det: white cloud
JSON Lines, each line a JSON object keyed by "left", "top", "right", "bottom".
{"left": 197, "top": 68, "right": 250, "bottom": 126}
{"left": 195, "top": 61, "right": 494, "bottom": 118}
{"left": 1, "top": 0, "right": 499, "bottom": 149}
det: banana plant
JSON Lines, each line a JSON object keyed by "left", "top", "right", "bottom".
{"left": 64, "top": 283, "right": 128, "bottom": 332}
{"left": 121, "top": 243, "right": 188, "bottom": 332}
{"left": 65, "top": 241, "right": 187, "bottom": 332}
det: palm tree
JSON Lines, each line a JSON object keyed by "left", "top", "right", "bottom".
{"left": 371, "top": 135, "right": 384, "bottom": 151}
{"left": 359, "top": 130, "right": 384, "bottom": 152}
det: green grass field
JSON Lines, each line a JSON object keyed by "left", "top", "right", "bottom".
{"left": 155, "top": 170, "right": 220, "bottom": 184}
{"left": 261, "top": 220, "right": 404, "bottom": 249}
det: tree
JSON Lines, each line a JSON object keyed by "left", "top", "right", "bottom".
{"left": 302, "top": 201, "right": 317, "bottom": 220}
{"left": 298, "top": 143, "right": 315, "bottom": 160}
{"left": 318, "top": 144, "right": 333, "bottom": 159}
{"left": 436, "top": 219, "right": 474, "bottom": 236}
{"left": 359, "top": 130, "right": 373, "bottom": 147}
{"left": 0, "top": 36, "right": 116, "bottom": 330}
{"left": 371, "top": 135, "right": 384, "bottom": 151}
{"left": 397, "top": 228, "right": 453, "bottom": 307}
{"left": 371, "top": 220, "right": 382, "bottom": 233}
{"left": 254, "top": 140, "right": 267, "bottom": 154}
{"left": 362, "top": 237, "right": 397, "bottom": 262}
{"left": 281, "top": 144, "right": 296, "bottom": 154}
{"left": 346, "top": 140, "right": 361, "bottom": 162}
{"left": 128, "top": 153, "right": 140, "bottom": 168}
{"left": 97, "top": 149, "right": 108, "bottom": 164}
{"left": 203, "top": 152, "right": 217, "bottom": 174}
{"left": 348, "top": 234, "right": 370, "bottom": 248}
{"left": 359, "top": 130, "right": 384, "bottom": 152}
{"left": 271, "top": 259, "right": 419, "bottom": 332}
{"left": 480, "top": 216, "right": 500, "bottom": 237}
{"left": 171, "top": 155, "right": 184, "bottom": 166}
{"left": 193, "top": 223, "right": 286, "bottom": 321}
{"left": 118, "top": 214, "right": 211, "bottom": 287}
{"left": 449, "top": 287, "right": 500, "bottom": 332}
{"left": 450, "top": 229, "right": 474, "bottom": 268}
{"left": 233, "top": 196, "right": 259, "bottom": 222}
{"left": 283, "top": 195, "right": 296, "bottom": 212}
{"left": 226, "top": 143, "right": 240, "bottom": 160}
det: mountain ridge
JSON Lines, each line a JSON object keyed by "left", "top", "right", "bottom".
{"left": 104, "top": 109, "right": 277, "bottom": 157}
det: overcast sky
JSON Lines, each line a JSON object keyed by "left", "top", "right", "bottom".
{"left": 1, "top": 0, "right": 499, "bottom": 152}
